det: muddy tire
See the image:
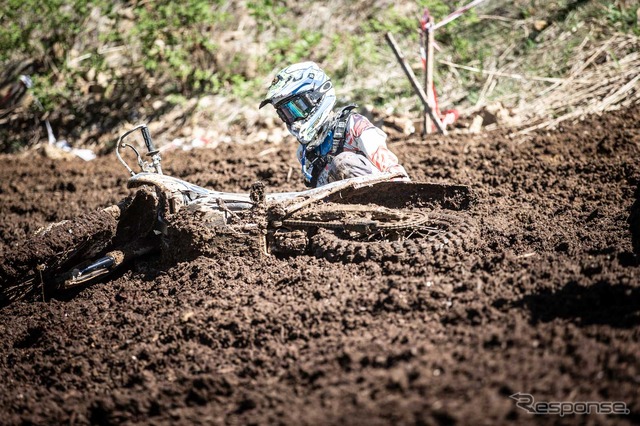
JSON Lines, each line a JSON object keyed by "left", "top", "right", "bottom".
{"left": 310, "top": 210, "right": 478, "bottom": 265}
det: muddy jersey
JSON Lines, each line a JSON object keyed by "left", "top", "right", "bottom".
{"left": 297, "top": 113, "right": 408, "bottom": 186}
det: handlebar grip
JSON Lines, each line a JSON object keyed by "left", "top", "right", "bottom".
{"left": 141, "top": 126, "right": 158, "bottom": 154}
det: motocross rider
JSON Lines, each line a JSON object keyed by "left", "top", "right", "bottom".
{"left": 259, "top": 62, "right": 409, "bottom": 187}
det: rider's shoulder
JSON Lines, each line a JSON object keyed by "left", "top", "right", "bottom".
{"left": 345, "top": 112, "right": 377, "bottom": 137}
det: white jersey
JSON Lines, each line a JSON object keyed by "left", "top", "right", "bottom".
{"left": 296, "top": 113, "right": 408, "bottom": 185}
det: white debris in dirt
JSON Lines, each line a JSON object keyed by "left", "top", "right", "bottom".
{"left": 181, "top": 311, "right": 195, "bottom": 322}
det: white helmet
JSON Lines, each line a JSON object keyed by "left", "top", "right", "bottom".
{"left": 259, "top": 61, "right": 336, "bottom": 149}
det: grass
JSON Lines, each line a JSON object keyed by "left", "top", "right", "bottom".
{"left": 0, "top": 0, "right": 637, "bottom": 151}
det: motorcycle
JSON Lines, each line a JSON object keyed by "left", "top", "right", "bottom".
{"left": 0, "top": 124, "right": 477, "bottom": 303}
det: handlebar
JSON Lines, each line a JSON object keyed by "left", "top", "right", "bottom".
{"left": 140, "top": 126, "right": 158, "bottom": 155}
{"left": 115, "top": 124, "right": 163, "bottom": 176}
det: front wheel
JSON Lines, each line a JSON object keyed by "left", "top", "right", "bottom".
{"left": 0, "top": 188, "right": 160, "bottom": 304}
{"left": 0, "top": 208, "right": 120, "bottom": 303}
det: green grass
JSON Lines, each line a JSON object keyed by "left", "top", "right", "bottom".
{"left": 0, "top": 0, "right": 637, "bottom": 151}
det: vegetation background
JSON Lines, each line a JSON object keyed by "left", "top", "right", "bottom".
{"left": 0, "top": 0, "right": 638, "bottom": 152}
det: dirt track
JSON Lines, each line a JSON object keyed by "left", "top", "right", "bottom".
{"left": 0, "top": 106, "right": 639, "bottom": 425}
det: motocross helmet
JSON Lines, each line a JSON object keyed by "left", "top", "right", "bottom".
{"left": 259, "top": 61, "right": 336, "bottom": 149}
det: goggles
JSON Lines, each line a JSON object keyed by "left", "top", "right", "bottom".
{"left": 275, "top": 92, "right": 318, "bottom": 125}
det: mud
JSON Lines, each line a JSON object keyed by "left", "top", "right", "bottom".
{"left": 0, "top": 106, "right": 639, "bottom": 425}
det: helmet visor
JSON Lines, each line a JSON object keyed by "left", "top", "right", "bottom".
{"left": 276, "top": 94, "right": 316, "bottom": 125}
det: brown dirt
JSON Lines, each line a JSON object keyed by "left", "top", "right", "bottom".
{"left": 0, "top": 106, "right": 639, "bottom": 425}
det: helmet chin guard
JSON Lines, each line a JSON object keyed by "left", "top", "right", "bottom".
{"left": 288, "top": 89, "right": 336, "bottom": 149}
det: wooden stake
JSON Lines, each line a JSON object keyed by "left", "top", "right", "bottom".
{"left": 385, "top": 32, "right": 446, "bottom": 135}
{"left": 424, "top": 24, "right": 435, "bottom": 135}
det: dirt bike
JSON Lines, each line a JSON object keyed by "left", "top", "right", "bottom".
{"left": 0, "top": 124, "right": 477, "bottom": 304}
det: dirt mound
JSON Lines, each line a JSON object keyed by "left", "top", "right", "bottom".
{"left": 163, "top": 207, "right": 265, "bottom": 265}
{"left": 0, "top": 208, "right": 119, "bottom": 303}
{"left": 0, "top": 106, "right": 638, "bottom": 424}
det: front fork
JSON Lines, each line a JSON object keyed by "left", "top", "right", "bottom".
{"left": 60, "top": 237, "right": 159, "bottom": 289}
{"left": 58, "top": 186, "right": 164, "bottom": 290}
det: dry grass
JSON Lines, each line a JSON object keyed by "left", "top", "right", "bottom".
{"left": 514, "top": 33, "right": 640, "bottom": 133}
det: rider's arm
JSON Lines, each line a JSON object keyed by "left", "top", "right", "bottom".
{"left": 345, "top": 114, "right": 409, "bottom": 178}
